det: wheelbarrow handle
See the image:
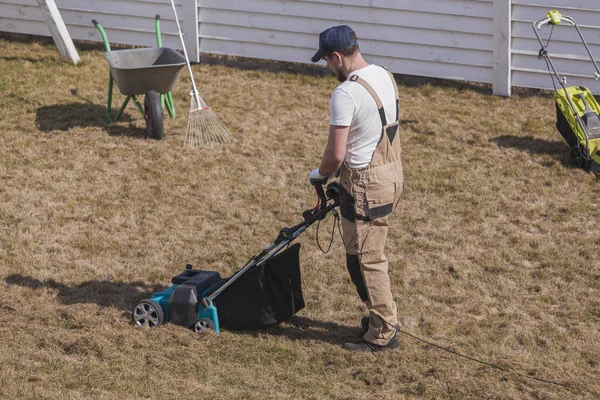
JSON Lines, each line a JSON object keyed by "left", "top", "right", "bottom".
{"left": 91, "top": 19, "right": 111, "bottom": 52}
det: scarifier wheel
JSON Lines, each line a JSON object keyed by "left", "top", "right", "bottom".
{"left": 132, "top": 299, "right": 164, "bottom": 328}
{"left": 194, "top": 318, "right": 216, "bottom": 333}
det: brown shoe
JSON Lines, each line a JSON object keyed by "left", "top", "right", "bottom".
{"left": 342, "top": 335, "right": 400, "bottom": 352}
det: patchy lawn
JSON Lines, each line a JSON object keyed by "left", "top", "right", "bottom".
{"left": 0, "top": 37, "right": 599, "bottom": 399}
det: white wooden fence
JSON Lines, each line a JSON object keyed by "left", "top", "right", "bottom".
{"left": 2, "top": 0, "right": 600, "bottom": 95}
{"left": 0, "top": 0, "right": 199, "bottom": 60}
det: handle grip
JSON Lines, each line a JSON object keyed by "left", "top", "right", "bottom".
{"left": 313, "top": 181, "right": 328, "bottom": 211}
{"left": 535, "top": 17, "right": 552, "bottom": 30}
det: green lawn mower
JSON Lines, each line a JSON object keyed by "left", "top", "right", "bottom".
{"left": 534, "top": 10, "right": 600, "bottom": 175}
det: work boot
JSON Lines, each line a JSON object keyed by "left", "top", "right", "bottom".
{"left": 342, "top": 334, "right": 400, "bottom": 352}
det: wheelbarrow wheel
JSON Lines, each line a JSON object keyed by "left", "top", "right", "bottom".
{"left": 144, "top": 90, "right": 164, "bottom": 140}
{"left": 194, "top": 318, "right": 216, "bottom": 333}
{"left": 132, "top": 299, "right": 164, "bottom": 328}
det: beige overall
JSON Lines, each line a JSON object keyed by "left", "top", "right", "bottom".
{"left": 339, "top": 70, "right": 403, "bottom": 346}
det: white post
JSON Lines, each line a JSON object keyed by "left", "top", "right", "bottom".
{"left": 36, "top": 0, "right": 80, "bottom": 64}
{"left": 181, "top": 0, "right": 200, "bottom": 63}
{"left": 493, "top": 0, "right": 511, "bottom": 96}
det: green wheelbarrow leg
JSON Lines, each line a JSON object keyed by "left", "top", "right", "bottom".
{"left": 106, "top": 71, "right": 133, "bottom": 123}
{"left": 95, "top": 19, "right": 137, "bottom": 124}
{"left": 165, "top": 92, "right": 176, "bottom": 118}
{"left": 131, "top": 96, "right": 144, "bottom": 115}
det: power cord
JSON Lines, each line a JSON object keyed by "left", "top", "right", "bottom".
{"left": 380, "top": 319, "right": 570, "bottom": 388}
{"left": 313, "top": 198, "right": 568, "bottom": 388}
{"left": 315, "top": 208, "right": 340, "bottom": 253}
{"left": 539, "top": 25, "right": 559, "bottom": 91}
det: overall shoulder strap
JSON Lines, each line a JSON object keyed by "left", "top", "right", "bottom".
{"left": 348, "top": 74, "right": 387, "bottom": 127}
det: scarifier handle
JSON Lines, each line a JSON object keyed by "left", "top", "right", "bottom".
{"left": 277, "top": 181, "right": 340, "bottom": 243}
{"left": 204, "top": 181, "right": 341, "bottom": 305}
{"left": 314, "top": 181, "right": 328, "bottom": 212}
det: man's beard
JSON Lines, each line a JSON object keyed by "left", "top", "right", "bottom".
{"left": 335, "top": 66, "right": 347, "bottom": 82}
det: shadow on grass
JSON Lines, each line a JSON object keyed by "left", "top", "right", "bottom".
{"left": 249, "top": 315, "right": 362, "bottom": 345}
{"left": 4, "top": 273, "right": 166, "bottom": 311}
{"left": 6, "top": 274, "right": 364, "bottom": 344}
{"left": 490, "top": 135, "right": 570, "bottom": 165}
{"left": 35, "top": 103, "right": 149, "bottom": 138}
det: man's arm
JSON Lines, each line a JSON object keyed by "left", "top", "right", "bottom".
{"left": 318, "top": 125, "right": 350, "bottom": 176}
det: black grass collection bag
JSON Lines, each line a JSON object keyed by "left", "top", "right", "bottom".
{"left": 213, "top": 244, "right": 305, "bottom": 330}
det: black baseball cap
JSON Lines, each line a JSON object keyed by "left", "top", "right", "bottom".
{"left": 311, "top": 25, "right": 358, "bottom": 62}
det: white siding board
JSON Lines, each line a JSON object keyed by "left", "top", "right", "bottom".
{"left": 0, "top": 17, "right": 49, "bottom": 36}
{"left": 513, "top": 53, "right": 600, "bottom": 77}
{"left": 199, "top": 0, "right": 494, "bottom": 84}
{"left": 513, "top": 37, "right": 600, "bottom": 60}
{"left": 0, "top": 0, "right": 186, "bottom": 49}
{"left": 512, "top": 69, "right": 600, "bottom": 93}
{"left": 200, "top": 23, "right": 491, "bottom": 68}
{"left": 512, "top": 0, "right": 600, "bottom": 11}
{"left": 1, "top": 3, "right": 179, "bottom": 34}
{"left": 513, "top": 4, "right": 600, "bottom": 27}
{"left": 200, "top": 1, "right": 494, "bottom": 35}
{"left": 199, "top": 8, "right": 493, "bottom": 51}
{"left": 514, "top": 22, "right": 600, "bottom": 46}
{"left": 287, "top": 0, "right": 494, "bottom": 17}
{"left": 368, "top": 55, "right": 493, "bottom": 83}
{"left": 201, "top": 38, "right": 493, "bottom": 84}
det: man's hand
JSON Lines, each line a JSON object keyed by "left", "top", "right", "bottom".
{"left": 309, "top": 168, "right": 329, "bottom": 183}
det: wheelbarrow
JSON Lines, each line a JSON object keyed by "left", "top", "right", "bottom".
{"left": 93, "top": 16, "right": 187, "bottom": 139}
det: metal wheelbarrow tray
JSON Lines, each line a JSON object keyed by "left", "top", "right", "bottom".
{"left": 103, "top": 47, "right": 186, "bottom": 96}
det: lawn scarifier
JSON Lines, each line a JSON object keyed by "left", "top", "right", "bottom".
{"left": 132, "top": 181, "right": 341, "bottom": 333}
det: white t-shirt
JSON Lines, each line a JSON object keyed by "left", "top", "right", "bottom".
{"left": 329, "top": 64, "right": 397, "bottom": 169}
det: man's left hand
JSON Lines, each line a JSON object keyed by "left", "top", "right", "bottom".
{"left": 309, "top": 168, "right": 329, "bottom": 183}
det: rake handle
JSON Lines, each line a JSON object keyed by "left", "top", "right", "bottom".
{"left": 170, "top": 0, "right": 201, "bottom": 107}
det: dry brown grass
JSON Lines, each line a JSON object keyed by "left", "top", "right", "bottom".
{"left": 0, "top": 36, "right": 599, "bottom": 399}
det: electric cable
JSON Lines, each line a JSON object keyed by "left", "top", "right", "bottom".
{"left": 539, "top": 25, "right": 559, "bottom": 91}
{"left": 315, "top": 208, "right": 338, "bottom": 254}
{"left": 379, "top": 317, "right": 570, "bottom": 388}
{"left": 310, "top": 185, "right": 569, "bottom": 389}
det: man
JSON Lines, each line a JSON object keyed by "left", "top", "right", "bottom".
{"left": 309, "top": 25, "right": 404, "bottom": 352}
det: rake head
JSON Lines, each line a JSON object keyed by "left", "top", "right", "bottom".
{"left": 183, "top": 93, "right": 231, "bottom": 148}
